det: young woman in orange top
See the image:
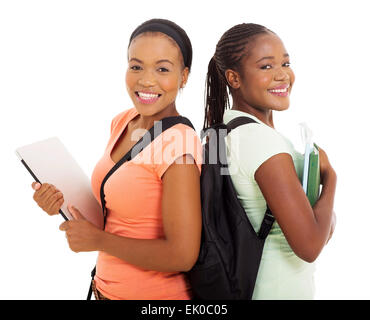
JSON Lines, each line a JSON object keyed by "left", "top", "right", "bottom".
{"left": 31, "top": 19, "right": 202, "bottom": 300}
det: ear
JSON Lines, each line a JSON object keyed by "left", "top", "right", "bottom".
{"left": 180, "top": 67, "right": 190, "bottom": 88}
{"left": 225, "top": 69, "right": 241, "bottom": 89}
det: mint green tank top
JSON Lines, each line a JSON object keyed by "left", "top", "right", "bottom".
{"left": 223, "top": 109, "right": 315, "bottom": 300}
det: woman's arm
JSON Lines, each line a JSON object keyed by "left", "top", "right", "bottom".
{"left": 61, "top": 154, "right": 202, "bottom": 272}
{"left": 327, "top": 210, "right": 336, "bottom": 244}
{"left": 254, "top": 148, "right": 336, "bottom": 262}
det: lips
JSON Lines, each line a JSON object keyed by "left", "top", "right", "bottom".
{"left": 267, "top": 84, "right": 290, "bottom": 97}
{"left": 135, "top": 91, "right": 161, "bottom": 104}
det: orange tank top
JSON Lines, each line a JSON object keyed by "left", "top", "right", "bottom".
{"left": 91, "top": 108, "right": 202, "bottom": 300}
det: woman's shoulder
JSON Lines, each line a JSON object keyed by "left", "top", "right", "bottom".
{"left": 226, "top": 121, "right": 293, "bottom": 179}
{"left": 110, "top": 108, "right": 138, "bottom": 134}
{"left": 223, "top": 110, "right": 286, "bottom": 146}
{"left": 164, "top": 121, "right": 198, "bottom": 137}
{"left": 151, "top": 118, "right": 202, "bottom": 177}
{"left": 231, "top": 121, "right": 289, "bottom": 151}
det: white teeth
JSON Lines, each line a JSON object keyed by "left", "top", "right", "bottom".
{"left": 269, "top": 88, "right": 288, "bottom": 93}
{"left": 137, "top": 92, "right": 159, "bottom": 99}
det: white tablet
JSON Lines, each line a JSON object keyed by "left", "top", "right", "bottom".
{"left": 16, "top": 137, "right": 104, "bottom": 229}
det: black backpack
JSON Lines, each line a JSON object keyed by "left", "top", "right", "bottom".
{"left": 187, "top": 116, "right": 275, "bottom": 300}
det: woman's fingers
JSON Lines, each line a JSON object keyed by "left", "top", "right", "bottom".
{"left": 31, "top": 182, "right": 41, "bottom": 190}
{"left": 32, "top": 183, "right": 64, "bottom": 216}
{"left": 46, "top": 192, "right": 64, "bottom": 215}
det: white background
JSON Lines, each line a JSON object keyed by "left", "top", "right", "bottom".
{"left": 0, "top": 0, "right": 369, "bottom": 299}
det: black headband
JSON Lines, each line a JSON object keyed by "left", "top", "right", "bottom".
{"left": 129, "top": 22, "right": 191, "bottom": 69}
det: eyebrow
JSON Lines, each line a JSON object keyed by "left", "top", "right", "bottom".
{"left": 157, "top": 59, "right": 174, "bottom": 65}
{"left": 129, "top": 57, "right": 143, "bottom": 63}
{"left": 129, "top": 57, "right": 174, "bottom": 65}
{"left": 255, "top": 53, "right": 289, "bottom": 63}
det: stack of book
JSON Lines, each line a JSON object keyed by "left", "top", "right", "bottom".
{"left": 300, "top": 123, "right": 321, "bottom": 207}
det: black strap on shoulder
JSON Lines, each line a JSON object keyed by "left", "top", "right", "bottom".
{"left": 225, "top": 116, "right": 275, "bottom": 240}
{"left": 226, "top": 116, "right": 257, "bottom": 132}
{"left": 87, "top": 115, "right": 194, "bottom": 300}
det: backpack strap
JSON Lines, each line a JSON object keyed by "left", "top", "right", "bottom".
{"left": 225, "top": 115, "right": 276, "bottom": 240}
{"left": 87, "top": 115, "right": 194, "bottom": 300}
{"left": 258, "top": 208, "right": 275, "bottom": 240}
{"left": 226, "top": 116, "right": 257, "bottom": 132}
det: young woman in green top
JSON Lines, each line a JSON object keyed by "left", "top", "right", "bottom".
{"left": 204, "top": 23, "right": 337, "bottom": 299}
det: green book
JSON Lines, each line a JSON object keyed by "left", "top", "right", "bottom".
{"left": 306, "top": 144, "right": 320, "bottom": 206}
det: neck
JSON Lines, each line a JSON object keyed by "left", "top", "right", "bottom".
{"left": 231, "top": 105, "right": 274, "bottom": 128}
{"left": 136, "top": 104, "right": 179, "bottom": 130}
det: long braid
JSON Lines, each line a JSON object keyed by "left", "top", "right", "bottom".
{"left": 204, "top": 23, "right": 273, "bottom": 129}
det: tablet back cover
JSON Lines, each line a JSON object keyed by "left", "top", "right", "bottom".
{"left": 16, "top": 137, "right": 104, "bottom": 229}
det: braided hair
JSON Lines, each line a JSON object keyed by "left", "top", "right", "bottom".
{"left": 204, "top": 23, "right": 273, "bottom": 129}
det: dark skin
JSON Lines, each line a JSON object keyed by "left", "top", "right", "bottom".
{"left": 32, "top": 33, "right": 202, "bottom": 272}
{"left": 225, "top": 32, "right": 336, "bottom": 262}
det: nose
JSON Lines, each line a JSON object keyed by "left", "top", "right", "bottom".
{"left": 138, "top": 70, "right": 156, "bottom": 87}
{"left": 274, "top": 67, "right": 290, "bottom": 81}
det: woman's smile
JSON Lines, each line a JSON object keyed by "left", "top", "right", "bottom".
{"left": 135, "top": 91, "right": 162, "bottom": 104}
{"left": 267, "top": 83, "right": 290, "bottom": 97}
